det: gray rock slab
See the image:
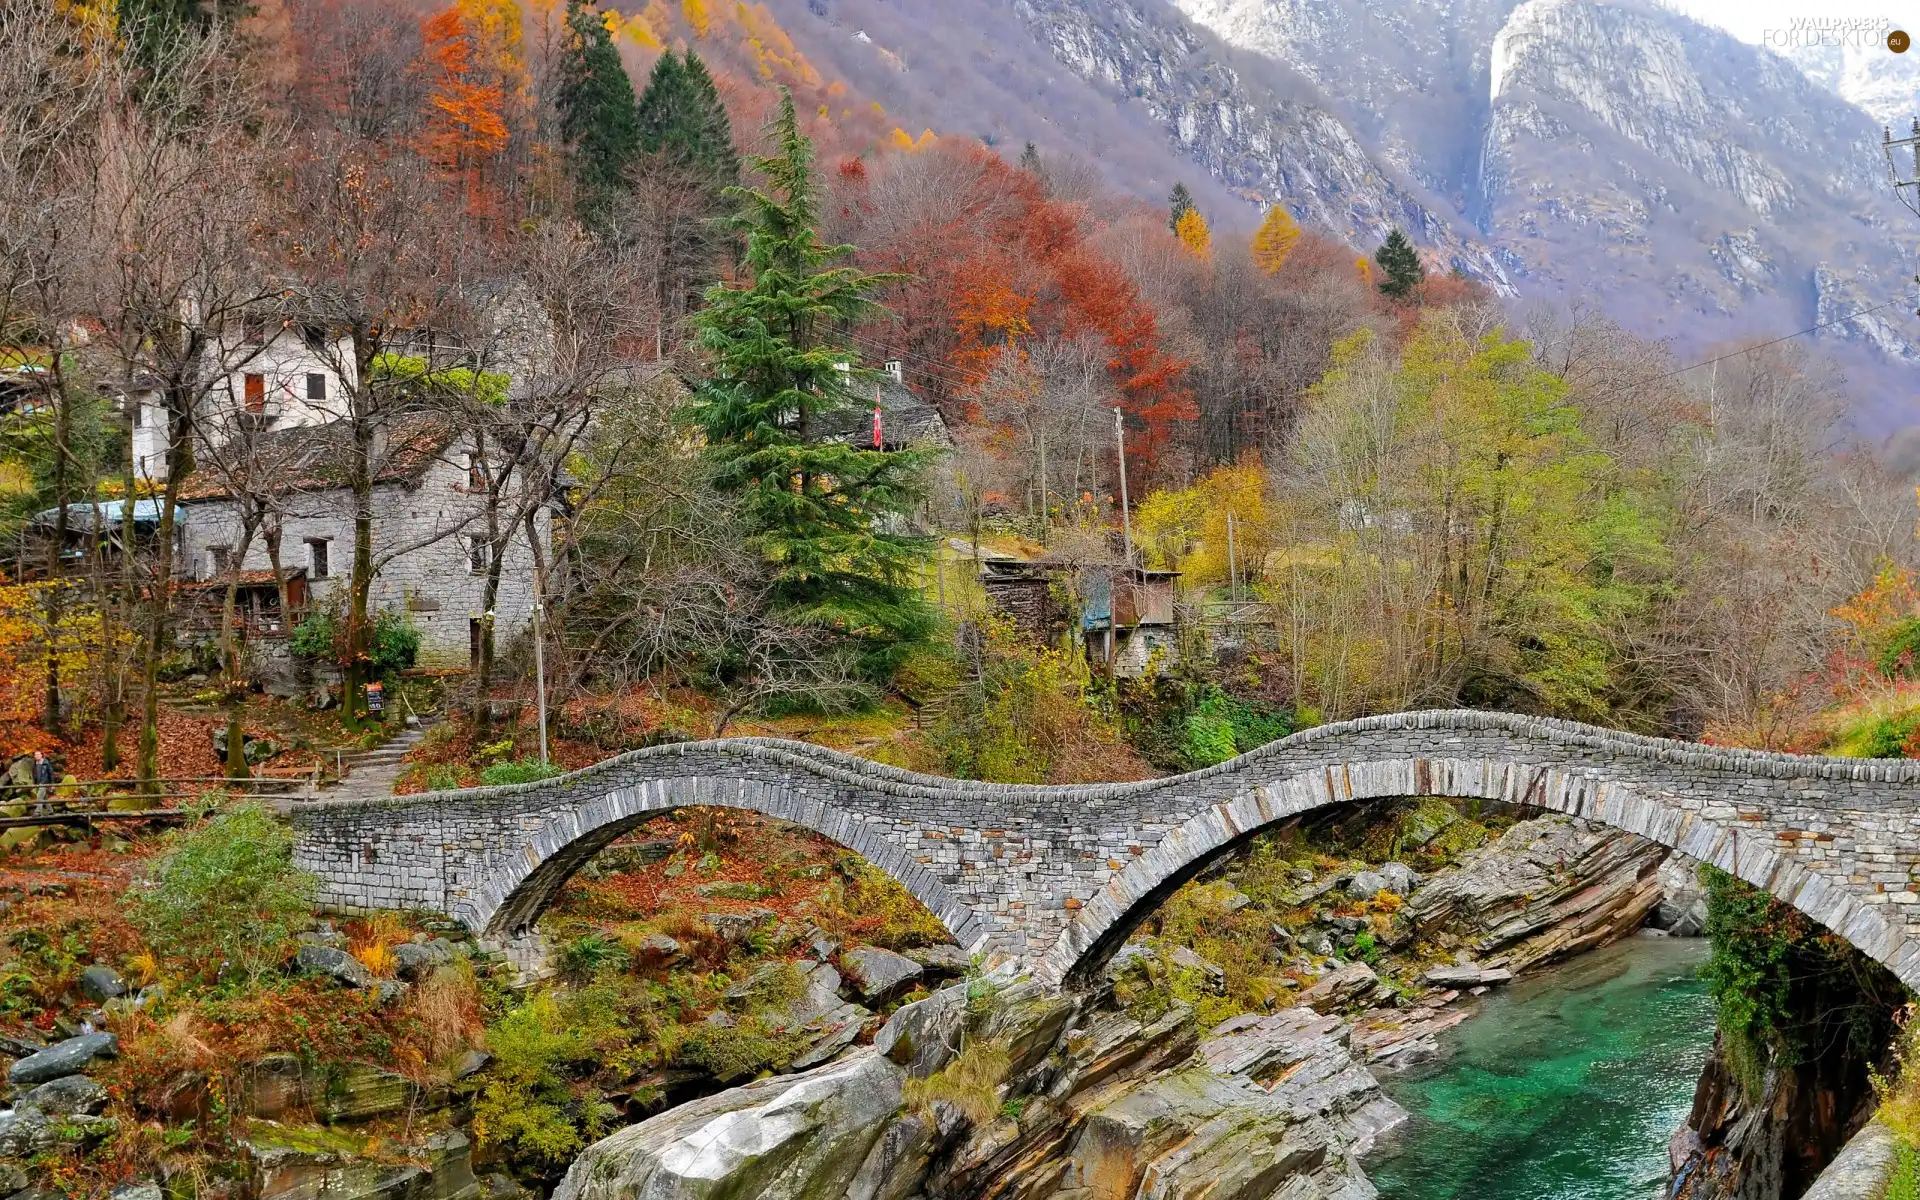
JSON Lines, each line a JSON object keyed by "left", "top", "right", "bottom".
{"left": 8, "top": 1032, "right": 117, "bottom": 1088}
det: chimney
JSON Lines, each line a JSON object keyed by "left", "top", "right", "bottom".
{"left": 884, "top": 359, "right": 904, "bottom": 383}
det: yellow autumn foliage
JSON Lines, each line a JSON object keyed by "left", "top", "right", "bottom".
{"left": 1133, "top": 462, "right": 1268, "bottom": 587}
{"left": 1251, "top": 205, "right": 1302, "bottom": 275}
{"left": 682, "top": 0, "right": 711, "bottom": 35}
{"left": 1174, "top": 207, "right": 1211, "bottom": 258}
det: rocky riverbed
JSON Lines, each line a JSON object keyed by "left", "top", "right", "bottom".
{"left": 533, "top": 808, "right": 1715, "bottom": 1200}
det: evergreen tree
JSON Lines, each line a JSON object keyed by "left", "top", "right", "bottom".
{"left": 1168, "top": 182, "right": 1195, "bottom": 233}
{"left": 636, "top": 49, "right": 740, "bottom": 185}
{"left": 1018, "top": 141, "right": 1042, "bottom": 174}
{"left": 689, "top": 91, "right": 933, "bottom": 675}
{"left": 1374, "top": 228, "right": 1426, "bottom": 299}
{"left": 557, "top": 0, "right": 641, "bottom": 227}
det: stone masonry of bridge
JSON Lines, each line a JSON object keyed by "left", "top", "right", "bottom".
{"left": 287, "top": 709, "right": 1920, "bottom": 988}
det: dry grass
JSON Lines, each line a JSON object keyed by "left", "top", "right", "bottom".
{"left": 414, "top": 961, "right": 487, "bottom": 1067}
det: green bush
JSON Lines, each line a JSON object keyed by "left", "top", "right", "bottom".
{"left": 472, "top": 993, "right": 608, "bottom": 1167}
{"left": 370, "top": 611, "right": 421, "bottom": 675}
{"left": 289, "top": 610, "right": 338, "bottom": 660}
{"left": 1887, "top": 1145, "right": 1920, "bottom": 1200}
{"left": 480, "top": 758, "right": 568, "bottom": 786}
{"left": 672, "top": 1016, "right": 805, "bottom": 1083}
{"left": 420, "top": 765, "right": 464, "bottom": 792}
{"left": 131, "top": 803, "right": 318, "bottom": 984}
{"left": 1880, "top": 619, "right": 1920, "bottom": 678}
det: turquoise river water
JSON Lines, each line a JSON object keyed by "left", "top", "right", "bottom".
{"left": 1365, "top": 936, "right": 1715, "bottom": 1200}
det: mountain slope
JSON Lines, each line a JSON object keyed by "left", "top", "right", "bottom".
{"left": 756, "top": 0, "right": 1920, "bottom": 431}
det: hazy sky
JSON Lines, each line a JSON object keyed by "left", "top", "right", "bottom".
{"left": 1661, "top": 0, "right": 1916, "bottom": 44}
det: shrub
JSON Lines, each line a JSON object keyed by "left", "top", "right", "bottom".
{"left": 131, "top": 803, "right": 318, "bottom": 985}
{"left": 672, "top": 1016, "right": 806, "bottom": 1083}
{"left": 480, "top": 758, "right": 567, "bottom": 786}
{"left": 903, "top": 1039, "right": 1012, "bottom": 1125}
{"left": 420, "top": 765, "right": 465, "bottom": 792}
{"left": 289, "top": 610, "right": 338, "bottom": 660}
{"left": 370, "top": 610, "right": 421, "bottom": 675}
{"left": 471, "top": 993, "right": 602, "bottom": 1167}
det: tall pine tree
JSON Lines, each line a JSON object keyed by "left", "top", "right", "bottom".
{"left": 689, "top": 91, "right": 933, "bottom": 674}
{"left": 1167, "top": 182, "right": 1195, "bottom": 233}
{"left": 636, "top": 49, "right": 739, "bottom": 184}
{"left": 1374, "top": 228, "right": 1426, "bottom": 299}
{"left": 557, "top": 0, "right": 641, "bottom": 227}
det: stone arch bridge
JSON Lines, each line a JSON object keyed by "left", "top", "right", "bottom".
{"left": 287, "top": 711, "right": 1920, "bottom": 988}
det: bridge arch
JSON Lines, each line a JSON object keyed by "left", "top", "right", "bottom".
{"left": 456, "top": 774, "right": 989, "bottom": 954}
{"left": 1036, "top": 754, "right": 1913, "bottom": 987}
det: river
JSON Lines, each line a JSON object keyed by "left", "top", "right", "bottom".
{"left": 1365, "top": 935, "right": 1715, "bottom": 1200}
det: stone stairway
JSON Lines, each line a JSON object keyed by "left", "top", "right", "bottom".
{"left": 325, "top": 717, "right": 440, "bottom": 801}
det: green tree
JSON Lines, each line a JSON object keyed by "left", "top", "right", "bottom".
{"left": 1018, "top": 141, "right": 1042, "bottom": 174}
{"left": 688, "top": 90, "right": 934, "bottom": 679}
{"left": 557, "top": 0, "right": 641, "bottom": 227}
{"left": 636, "top": 49, "right": 739, "bottom": 183}
{"left": 1167, "top": 182, "right": 1195, "bottom": 234}
{"left": 1373, "top": 228, "right": 1426, "bottom": 299}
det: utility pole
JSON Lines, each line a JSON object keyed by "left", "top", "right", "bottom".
{"left": 1226, "top": 510, "right": 1238, "bottom": 598}
{"left": 531, "top": 589, "right": 548, "bottom": 764}
{"left": 1113, "top": 407, "right": 1133, "bottom": 565}
{"left": 1885, "top": 118, "right": 1920, "bottom": 218}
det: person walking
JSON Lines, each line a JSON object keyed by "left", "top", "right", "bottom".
{"left": 30, "top": 749, "right": 54, "bottom": 815}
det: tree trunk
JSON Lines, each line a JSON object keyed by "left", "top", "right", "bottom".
{"left": 41, "top": 354, "right": 71, "bottom": 735}
{"left": 137, "top": 387, "right": 194, "bottom": 793}
{"left": 343, "top": 331, "right": 377, "bottom": 732}
{"left": 221, "top": 515, "right": 260, "bottom": 779}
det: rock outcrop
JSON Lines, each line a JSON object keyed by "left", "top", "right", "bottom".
{"left": 553, "top": 973, "right": 1405, "bottom": 1200}
{"left": 1404, "top": 814, "right": 1666, "bottom": 973}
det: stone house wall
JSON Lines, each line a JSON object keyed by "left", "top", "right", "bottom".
{"left": 178, "top": 437, "right": 545, "bottom": 670}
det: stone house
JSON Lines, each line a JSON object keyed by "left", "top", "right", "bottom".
{"left": 175, "top": 415, "right": 545, "bottom": 673}
{"left": 122, "top": 325, "right": 359, "bottom": 482}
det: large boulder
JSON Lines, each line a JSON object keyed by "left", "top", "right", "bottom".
{"left": 875, "top": 985, "right": 970, "bottom": 1079}
{"left": 77, "top": 965, "right": 126, "bottom": 1003}
{"left": 904, "top": 944, "right": 969, "bottom": 979}
{"left": 1041, "top": 1007, "right": 1404, "bottom": 1200}
{"left": 8, "top": 1031, "right": 118, "bottom": 1088}
{"left": 391, "top": 940, "right": 455, "bottom": 983}
{"left": 1650, "top": 853, "right": 1709, "bottom": 937}
{"left": 296, "top": 944, "right": 375, "bottom": 989}
{"left": 20, "top": 1073, "right": 107, "bottom": 1116}
{"left": 1297, "top": 962, "right": 1382, "bottom": 1013}
{"left": 553, "top": 1051, "right": 906, "bottom": 1200}
{"left": 839, "top": 947, "right": 923, "bottom": 1006}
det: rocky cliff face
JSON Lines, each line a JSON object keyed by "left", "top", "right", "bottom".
{"left": 775, "top": 0, "right": 1920, "bottom": 428}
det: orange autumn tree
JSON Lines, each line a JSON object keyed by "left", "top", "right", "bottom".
{"left": 419, "top": 6, "right": 511, "bottom": 176}
{"left": 1174, "top": 207, "right": 1210, "bottom": 258}
{"left": 840, "top": 142, "right": 1194, "bottom": 485}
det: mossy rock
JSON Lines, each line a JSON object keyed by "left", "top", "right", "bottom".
{"left": 1398, "top": 799, "right": 1459, "bottom": 850}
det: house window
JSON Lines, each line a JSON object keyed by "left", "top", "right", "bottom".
{"left": 243, "top": 373, "right": 266, "bottom": 413}
{"left": 466, "top": 536, "right": 490, "bottom": 574}
{"left": 306, "top": 373, "right": 327, "bottom": 401}
{"left": 130, "top": 403, "right": 142, "bottom": 429}
{"left": 466, "top": 452, "right": 487, "bottom": 490}
{"left": 306, "top": 538, "right": 330, "bottom": 580}
{"left": 208, "top": 546, "right": 232, "bottom": 578}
